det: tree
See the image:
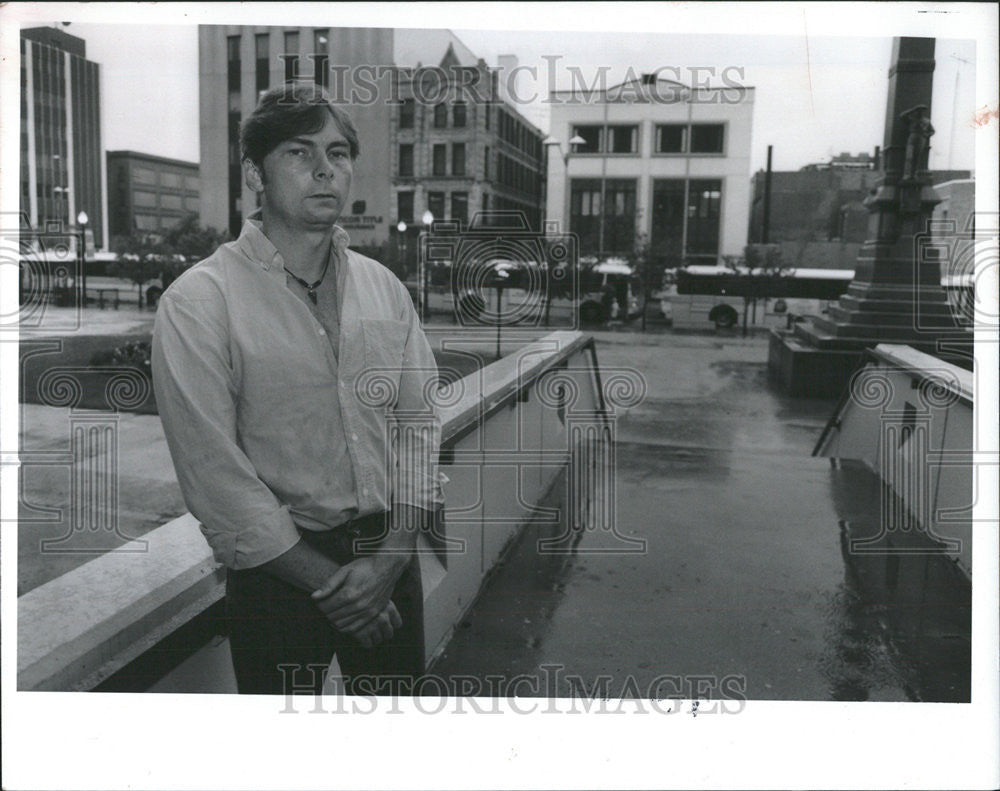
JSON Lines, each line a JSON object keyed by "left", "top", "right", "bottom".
{"left": 161, "top": 213, "right": 229, "bottom": 265}
{"left": 109, "top": 230, "right": 173, "bottom": 307}
{"left": 109, "top": 215, "right": 229, "bottom": 304}
{"left": 626, "top": 231, "right": 660, "bottom": 331}
{"left": 722, "top": 243, "right": 791, "bottom": 337}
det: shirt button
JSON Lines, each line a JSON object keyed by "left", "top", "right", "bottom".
{"left": 318, "top": 328, "right": 326, "bottom": 336}
{"left": 351, "top": 433, "right": 358, "bottom": 441}
{"left": 362, "top": 487, "right": 369, "bottom": 496}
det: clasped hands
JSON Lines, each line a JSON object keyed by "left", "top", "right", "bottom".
{"left": 311, "top": 554, "right": 408, "bottom": 648}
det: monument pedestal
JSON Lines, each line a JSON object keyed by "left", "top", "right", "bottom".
{"left": 768, "top": 37, "right": 973, "bottom": 398}
{"left": 768, "top": 329, "right": 865, "bottom": 398}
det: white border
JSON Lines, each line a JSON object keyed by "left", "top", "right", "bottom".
{"left": 2, "top": 3, "right": 997, "bottom": 790}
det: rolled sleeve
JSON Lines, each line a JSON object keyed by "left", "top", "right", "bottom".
{"left": 152, "top": 287, "right": 301, "bottom": 569}
{"left": 390, "top": 292, "right": 445, "bottom": 512}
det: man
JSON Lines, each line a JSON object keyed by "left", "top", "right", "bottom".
{"left": 151, "top": 84, "right": 444, "bottom": 696}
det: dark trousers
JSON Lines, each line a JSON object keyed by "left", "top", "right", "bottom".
{"left": 226, "top": 511, "right": 425, "bottom": 696}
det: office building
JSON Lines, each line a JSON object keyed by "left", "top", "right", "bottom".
{"left": 199, "top": 25, "right": 401, "bottom": 246}
{"left": 106, "top": 151, "right": 200, "bottom": 242}
{"left": 390, "top": 48, "right": 546, "bottom": 237}
{"left": 545, "top": 73, "right": 755, "bottom": 266}
{"left": 198, "top": 27, "right": 545, "bottom": 253}
{"left": 20, "top": 26, "right": 106, "bottom": 249}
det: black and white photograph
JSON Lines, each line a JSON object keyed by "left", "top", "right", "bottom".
{"left": 2, "top": 2, "right": 997, "bottom": 789}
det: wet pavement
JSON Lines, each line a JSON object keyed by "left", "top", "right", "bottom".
{"left": 431, "top": 331, "right": 971, "bottom": 702}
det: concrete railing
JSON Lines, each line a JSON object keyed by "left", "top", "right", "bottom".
{"left": 18, "top": 330, "right": 604, "bottom": 691}
{"left": 813, "top": 343, "right": 974, "bottom": 579}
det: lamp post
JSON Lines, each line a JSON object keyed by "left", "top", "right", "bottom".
{"left": 396, "top": 220, "right": 407, "bottom": 279}
{"left": 77, "top": 210, "right": 89, "bottom": 306}
{"left": 543, "top": 133, "right": 586, "bottom": 166}
{"left": 490, "top": 263, "right": 510, "bottom": 360}
{"left": 542, "top": 135, "right": 586, "bottom": 324}
{"left": 419, "top": 210, "right": 433, "bottom": 320}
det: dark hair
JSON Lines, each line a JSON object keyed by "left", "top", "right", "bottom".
{"left": 240, "top": 83, "right": 360, "bottom": 168}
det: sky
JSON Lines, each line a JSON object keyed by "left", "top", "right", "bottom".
{"left": 48, "top": 13, "right": 979, "bottom": 177}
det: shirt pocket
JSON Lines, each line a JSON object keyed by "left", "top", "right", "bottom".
{"left": 360, "top": 318, "right": 410, "bottom": 408}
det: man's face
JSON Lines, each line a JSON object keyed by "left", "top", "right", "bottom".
{"left": 253, "top": 112, "right": 353, "bottom": 231}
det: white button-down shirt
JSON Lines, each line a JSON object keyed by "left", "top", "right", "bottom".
{"left": 151, "top": 219, "right": 444, "bottom": 570}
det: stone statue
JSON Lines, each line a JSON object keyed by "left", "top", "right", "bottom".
{"left": 901, "top": 105, "right": 934, "bottom": 180}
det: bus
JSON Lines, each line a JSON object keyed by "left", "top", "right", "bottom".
{"left": 658, "top": 265, "right": 854, "bottom": 330}
{"left": 659, "top": 266, "right": 977, "bottom": 330}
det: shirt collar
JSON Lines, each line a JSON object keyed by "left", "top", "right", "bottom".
{"left": 237, "top": 209, "right": 351, "bottom": 274}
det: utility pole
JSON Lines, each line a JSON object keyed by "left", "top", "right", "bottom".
{"left": 762, "top": 145, "right": 773, "bottom": 245}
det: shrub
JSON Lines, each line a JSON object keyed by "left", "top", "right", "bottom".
{"left": 90, "top": 341, "right": 152, "bottom": 372}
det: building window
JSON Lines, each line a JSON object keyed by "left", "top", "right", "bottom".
{"left": 227, "top": 35, "right": 241, "bottom": 93}
{"left": 427, "top": 191, "right": 445, "bottom": 221}
{"left": 686, "top": 179, "right": 722, "bottom": 255}
{"left": 573, "top": 125, "right": 602, "bottom": 154}
{"left": 607, "top": 125, "right": 638, "bottom": 154}
{"left": 651, "top": 180, "right": 685, "bottom": 262}
{"left": 433, "top": 103, "right": 448, "bottom": 128}
{"left": 570, "top": 179, "right": 602, "bottom": 253}
{"left": 283, "top": 31, "right": 299, "bottom": 83}
{"left": 451, "top": 193, "right": 468, "bottom": 226}
{"left": 452, "top": 143, "right": 466, "bottom": 176}
{"left": 432, "top": 144, "right": 447, "bottom": 176}
{"left": 655, "top": 123, "right": 725, "bottom": 154}
{"left": 656, "top": 124, "right": 686, "bottom": 153}
{"left": 690, "top": 124, "right": 724, "bottom": 153}
{"left": 313, "top": 29, "right": 329, "bottom": 88}
{"left": 133, "top": 167, "right": 156, "bottom": 184}
{"left": 399, "top": 98, "right": 415, "bottom": 130}
{"left": 602, "top": 179, "right": 637, "bottom": 252}
{"left": 133, "top": 190, "right": 157, "bottom": 207}
{"left": 482, "top": 193, "right": 489, "bottom": 210}
{"left": 398, "top": 144, "right": 414, "bottom": 177}
{"left": 255, "top": 33, "right": 269, "bottom": 94}
{"left": 162, "top": 194, "right": 183, "bottom": 211}
{"left": 484, "top": 104, "right": 490, "bottom": 131}
{"left": 484, "top": 146, "right": 490, "bottom": 179}
{"left": 651, "top": 178, "right": 722, "bottom": 265}
{"left": 397, "top": 191, "right": 414, "bottom": 223}
{"left": 453, "top": 102, "right": 467, "bottom": 128}
{"left": 570, "top": 179, "right": 637, "bottom": 254}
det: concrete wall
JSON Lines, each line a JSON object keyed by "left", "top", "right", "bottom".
{"left": 815, "top": 344, "right": 973, "bottom": 579}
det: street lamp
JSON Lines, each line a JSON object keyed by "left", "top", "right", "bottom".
{"left": 543, "top": 134, "right": 587, "bottom": 165}
{"left": 419, "top": 210, "right": 434, "bottom": 320}
{"left": 77, "top": 210, "right": 89, "bottom": 306}
{"left": 488, "top": 262, "right": 511, "bottom": 360}
{"left": 396, "top": 220, "right": 407, "bottom": 279}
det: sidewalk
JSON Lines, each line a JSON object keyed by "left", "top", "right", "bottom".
{"left": 20, "top": 303, "right": 156, "bottom": 337}
{"left": 17, "top": 404, "right": 186, "bottom": 595}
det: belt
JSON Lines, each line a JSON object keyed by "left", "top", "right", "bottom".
{"left": 297, "top": 511, "right": 390, "bottom": 557}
